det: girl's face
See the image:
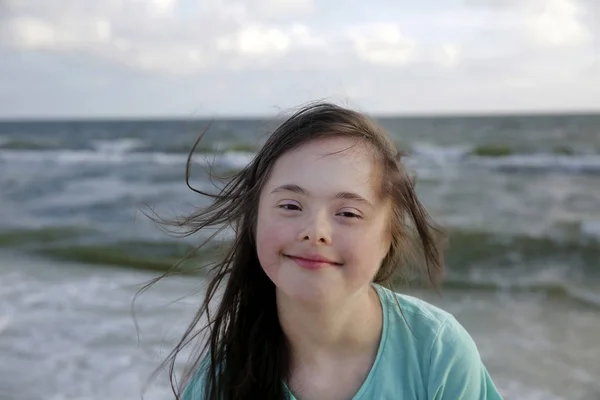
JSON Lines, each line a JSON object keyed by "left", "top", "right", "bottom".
{"left": 256, "top": 137, "right": 392, "bottom": 305}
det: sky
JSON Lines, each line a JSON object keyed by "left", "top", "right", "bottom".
{"left": 0, "top": 0, "right": 599, "bottom": 118}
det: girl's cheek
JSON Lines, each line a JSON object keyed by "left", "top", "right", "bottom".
{"left": 257, "top": 215, "right": 290, "bottom": 250}
{"left": 263, "top": 222, "right": 291, "bottom": 248}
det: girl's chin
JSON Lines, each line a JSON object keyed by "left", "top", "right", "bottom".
{"left": 276, "top": 279, "right": 340, "bottom": 304}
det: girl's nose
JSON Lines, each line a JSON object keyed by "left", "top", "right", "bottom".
{"left": 297, "top": 211, "right": 332, "bottom": 245}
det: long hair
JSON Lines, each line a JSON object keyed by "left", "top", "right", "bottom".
{"left": 142, "top": 102, "right": 445, "bottom": 399}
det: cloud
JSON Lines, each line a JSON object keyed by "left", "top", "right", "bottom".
{"left": 0, "top": 1, "right": 230, "bottom": 71}
{"left": 0, "top": 0, "right": 326, "bottom": 75}
{"left": 526, "top": 0, "right": 591, "bottom": 47}
{"left": 434, "top": 43, "right": 461, "bottom": 68}
{"left": 465, "top": 0, "right": 592, "bottom": 47}
{"left": 3, "top": 15, "right": 112, "bottom": 50}
{"left": 0, "top": 1, "right": 461, "bottom": 73}
{"left": 244, "top": 0, "right": 315, "bottom": 18}
{"left": 348, "top": 23, "right": 417, "bottom": 66}
{"left": 0, "top": 0, "right": 598, "bottom": 116}
{"left": 217, "top": 26, "right": 291, "bottom": 57}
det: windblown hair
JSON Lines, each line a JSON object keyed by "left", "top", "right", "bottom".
{"left": 144, "top": 102, "right": 445, "bottom": 399}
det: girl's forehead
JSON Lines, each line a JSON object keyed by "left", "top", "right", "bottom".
{"left": 265, "top": 137, "right": 381, "bottom": 198}
{"left": 280, "top": 136, "right": 373, "bottom": 164}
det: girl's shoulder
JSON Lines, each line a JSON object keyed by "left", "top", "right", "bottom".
{"left": 377, "top": 284, "right": 477, "bottom": 357}
{"left": 375, "top": 284, "right": 456, "bottom": 334}
{"left": 375, "top": 285, "right": 503, "bottom": 399}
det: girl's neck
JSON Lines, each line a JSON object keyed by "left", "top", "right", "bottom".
{"left": 277, "top": 285, "right": 383, "bottom": 365}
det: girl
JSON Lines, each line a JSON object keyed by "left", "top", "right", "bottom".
{"left": 155, "top": 102, "right": 503, "bottom": 399}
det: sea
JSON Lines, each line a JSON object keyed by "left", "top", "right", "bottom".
{"left": 0, "top": 114, "right": 599, "bottom": 400}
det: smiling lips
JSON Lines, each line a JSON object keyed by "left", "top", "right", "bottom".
{"left": 285, "top": 254, "right": 342, "bottom": 270}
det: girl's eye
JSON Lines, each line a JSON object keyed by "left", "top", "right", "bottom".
{"left": 279, "top": 203, "right": 301, "bottom": 211}
{"left": 337, "top": 211, "right": 362, "bottom": 219}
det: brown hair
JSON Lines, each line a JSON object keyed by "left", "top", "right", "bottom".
{"left": 142, "top": 102, "right": 445, "bottom": 399}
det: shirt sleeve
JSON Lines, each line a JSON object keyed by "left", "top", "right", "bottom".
{"left": 427, "top": 315, "right": 504, "bottom": 400}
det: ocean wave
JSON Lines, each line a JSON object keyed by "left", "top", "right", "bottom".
{"left": 408, "top": 142, "right": 600, "bottom": 174}
{"left": 90, "top": 138, "right": 147, "bottom": 154}
{"left": 0, "top": 313, "right": 11, "bottom": 335}
{"left": 3, "top": 226, "right": 599, "bottom": 298}
{"left": 0, "top": 138, "right": 66, "bottom": 151}
{"left": 7, "top": 231, "right": 599, "bottom": 308}
{"left": 582, "top": 220, "right": 600, "bottom": 239}
{"left": 446, "top": 229, "right": 600, "bottom": 272}
{"left": 440, "top": 279, "right": 600, "bottom": 309}
{"left": 0, "top": 136, "right": 259, "bottom": 154}
{"left": 3, "top": 142, "right": 600, "bottom": 175}
{"left": 0, "top": 137, "right": 150, "bottom": 152}
{"left": 150, "top": 151, "right": 255, "bottom": 170}
{"left": 0, "top": 226, "right": 96, "bottom": 247}
{"left": 29, "top": 175, "right": 172, "bottom": 210}
{"left": 467, "top": 153, "right": 600, "bottom": 174}
{"left": 159, "top": 141, "right": 259, "bottom": 154}
{"left": 0, "top": 149, "right": 131, "bottom": 164}
{"left": 4, "top": 226, "right": 599, "bottom": 268}
{"left": 410, "top": 143, "right": 470, "bottom": 163}
{"left": 0, "top": 149, "right": 256, "bottom": 171}
{"left": 39, "top": 240, "right": 224, "bottom": 274}
{"left": 0, "top": 227, "right": 226, "bottom": 271}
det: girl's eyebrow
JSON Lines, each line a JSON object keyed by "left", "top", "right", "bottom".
{"left": 270, "top": 184, "right": 374, "bottom": 207}
{"left": 271, "top": 184, "right": 307, "bottom": 196}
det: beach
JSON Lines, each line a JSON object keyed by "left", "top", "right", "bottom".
{"left": 1, "top": 115, "right": 600, "bottom": 399}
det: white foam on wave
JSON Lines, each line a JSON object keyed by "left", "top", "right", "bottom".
{"left": 0, "top": 149, "right": 129, "bottom": 164}
{"left": 409, "top": 143, "right": 600, "bottom": 175}
{"left": 218, "top": 151, "right": 255, "bottom": 170}
{"left": 581, "top": 220, "right": 600, "bottom": 240}
{"left": 471, "top": 153, "right": 600, "bottom": 174}
{"left": 152, "top": 151, "right": 255, "bottom": 169}
{"left": 564, "top": 284, "right": 600, "bottom": 308}
{"left": 32, "top": 175, "right": 162, "bottom": 209}
{"left": 4, "top": 143, "right": 600, "bottom": 177}
{"left": 456, "top": 263, "right": 600, "bottom": 309}
{"left": 0, "top": 149, "right": 256, "bottom": 170}
{"left": 149, "top": 152, "right": 188, "bottom": 165}
{"left": 91, "top": 138, "right": 146, "bottom": 154}
{"left": 0, "top": 314, "right": 11, "bottom": 335}
{"left": 411, "top": 142, "right": 470, "bottom": 164}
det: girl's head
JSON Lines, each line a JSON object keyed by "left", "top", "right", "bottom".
{"left": 253, "top": 104, "right": 443, "bottom": 305}
{"left": 256, "top": 135, "right": 392, "bottom": 305}
{"left": 150, "top": 102, "right": 445, "bottom": 399}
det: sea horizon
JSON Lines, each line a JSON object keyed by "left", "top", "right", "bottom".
{"left": 2, "top": 107, "right": 600, "bottom": 124}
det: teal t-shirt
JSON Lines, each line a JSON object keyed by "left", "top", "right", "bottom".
{"left": 182, "top": 284, "right": 503, "bottom": 399}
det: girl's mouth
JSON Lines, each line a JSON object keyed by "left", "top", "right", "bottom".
{"left": 283, "top": 254, "right": 342, "bottom": 270}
